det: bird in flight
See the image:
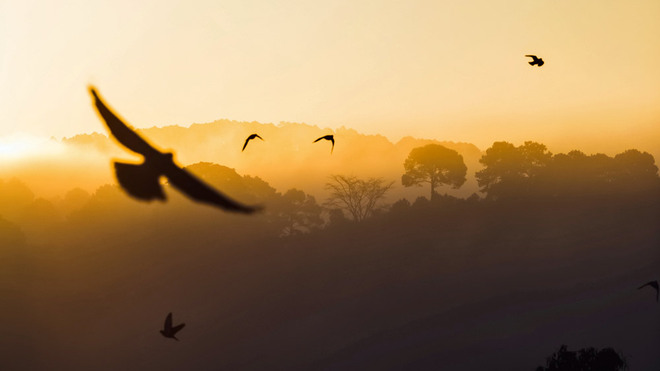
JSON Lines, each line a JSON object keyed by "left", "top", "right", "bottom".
{"left": 525, "top": 55, "right": 544, "bottom": 67}
{"left": 638, "top": 280, "right": 659, "bottom": 302}
{"left": 313, "top": 134, "right": 335, "bottom": 154}
{"left": 242, "top": 133, "right": 264, "bottom": 151}
{"left": 160, "top": 312, "right": 185, "bottom": 341}
{"left": 89, "top": 87, "right": 260, "bottom": 214}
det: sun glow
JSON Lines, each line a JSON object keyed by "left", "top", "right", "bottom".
{"left": 0, "top": 134, "right": 65, "bottom": 162}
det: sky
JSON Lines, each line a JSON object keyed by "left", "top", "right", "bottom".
{"left": 1, "top": 0, "right": 659, "bottom": 157}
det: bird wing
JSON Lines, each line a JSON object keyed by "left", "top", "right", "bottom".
{"left": 525, "top": 55, "right": 537, "bottom": 59}
{"left": 114, "top": 162, "right": 166, "bottom": 200}
{"left": 89, "top": 87, "right": 160, "bottom": 158}
{"left": 313, "top": 136, "right": 324, "bottom": 143}
{"left": 242, "top": 137, "right": 251, "bottom": 151}
{"left": 638, "top": 281, "right": 655, "bottom": 290}
{"left": 171, "top": 323, "right": 186, "bottom": 335}
{"left": 164, "top": 313, "right": 173, "bottom": 330}
{"left": 255, "top": 134, "right": 263, "bottom": 141}
{"left": 330, "top": 137, "right": 335, "bottom": 153}
{"left": 164, "top": 165, "right": 261, "bottom": 213}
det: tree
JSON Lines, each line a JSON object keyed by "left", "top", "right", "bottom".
{"left": 184, "top": 162, "right": 278, "bottom": 205}
{"left": 275, "top": 189, "right": 323, "bottom": 236}
{"left": 0, "top": 178, "right": 35, "bottom": 219}
{"left": 536, "top": 344, "right": 627, "bottom": 371}
{"left": 476, "top": 141, "right": 552, "bottom": 199}
{"left": 325, "top": 175, "right": 393, "bottom": 222}
{"left": 0, "top": 216, "right": 25, "bottom": 247}
{"left": 612, "top": 149, "right": 660, "bottom": 192}
{"left": 401, "top": 144, "right": 467, "bottom": 200}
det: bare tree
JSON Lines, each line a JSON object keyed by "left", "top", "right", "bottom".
{"left": 324, "top": 175, "right": 393, "bottom": 222}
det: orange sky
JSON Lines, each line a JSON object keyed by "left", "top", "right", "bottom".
{"left": 1, "top": 0, "right": 659, "bottom": 158}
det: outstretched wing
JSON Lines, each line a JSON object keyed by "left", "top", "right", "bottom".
{"left": 171, "top": 323, "right": 186, "bottom": 335}
{"left": 89, "top": 87, "right": 160, "bottom": 158}
{"left": 165, "top": 166, "right": 261, "bottom": 213}
{"left": 242, "top": 137, "right": 251, "bottom": 151}
{"left": 164, "top": 312, "right": 173, "bottom": 331}
{"left": 330, "top": 137, "right": 334, "bottom": 153}
{"left": 313, "top": 136, "right": 324, "bottom": 143}
{"left": 255, "top": 134, "right": 263, "bottom": 141}
{"left": 638, "top": 281, "right": 655, "bottom": 290}
{"left": 114, "top": 162, "right": 166, "bottom": 201}
{"left": 525, "top": 54, "right": 537, "bottom": 59}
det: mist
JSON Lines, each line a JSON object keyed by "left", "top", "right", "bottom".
{"left": 1, "top": 122, "right": 658, "bottom": 370}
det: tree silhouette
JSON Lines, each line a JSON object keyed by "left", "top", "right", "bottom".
{"left": 0, "top": 215, "right": 25, "bottom": 247}
{"left": 184, "top": 162, "right": 278, "bottom": 205}
{"left": 612, "top": 149, "right": 660, "bottom": 192}
{"left": 401, "top": 144, "right": 467, "bottom": 200}
{"left": 536, "top": 344, "right": 627, "bottom": 371}
{"left": 275, "top": 188, "right": 323, "bottom": 236}
{"left": 477, "top": 142, "right": 660, "bottom": 199}
{"left": 325, "top": 175, "right": 393, "bottom": 222}
{"left": 0, "top": 178, "right": 35, "bottom": 219}
{"left": 476, "top": 141, "right": 552, "bottom": 199}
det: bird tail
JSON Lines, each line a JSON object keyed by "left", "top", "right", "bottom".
{"left": 114, "top": 161, "right": 166, "bottom": 201}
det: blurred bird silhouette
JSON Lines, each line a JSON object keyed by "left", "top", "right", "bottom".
{"left": 638, "top": 280, "right": 659, "bottom": 302}
{"left": 160, "top": 312, "right": 185, "bottom": 341}
{"left": 525, "top": 55, "right": 544, "bottom": 67}
{"left": 89, "top": 87, "right": 260, "bottom": 214}
{"left": 313, "top": 135, "right": 335, "bottom": 154}
{"left": 242, "top": 133, "right": 263, "bottom": 151}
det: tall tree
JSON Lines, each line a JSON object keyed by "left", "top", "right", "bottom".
{"left": 401, "top": 144, "right": 467, "bottom": 200}
{"left": 325, "top": 175, "right": 393, "bottom": 222}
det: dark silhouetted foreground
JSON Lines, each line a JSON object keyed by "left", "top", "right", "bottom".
{"left": 160, "top": 312, "right": 185, "bottom": 341}
{"left": 536, "top": 344, "right": 627, "bottom": 371}
{"left": 89, "top": 87, "right": 260, "bottom": 213}
{"left": 242, "top": 133, "right": 263, "bottom": 152}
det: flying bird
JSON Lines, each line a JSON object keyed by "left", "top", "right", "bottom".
{"left": 160, "top": 312, "right": 185, "bottom": 341}
{"left": 638, "top": 280, "right": 659, "bottom": 302}
{"left": 525, "top": 55, "right": 544, "bottom": 67}
{"left": 89, "top": 87, "right": 260, "bottom": 214}
{"left": 242, "top": 133, "right": 263, "bottom": 151}
{"left": 313, "top": 134, "right": 335, "bottom": 154}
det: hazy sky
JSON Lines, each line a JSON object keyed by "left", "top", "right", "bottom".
{"left": 1, "top": 0, "right": 659, "bottom": 155}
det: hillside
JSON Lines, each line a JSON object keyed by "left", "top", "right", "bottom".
{"left": 1, "top": 191, "right": 658, "bottom": 370}
{"left": 57, "top": 119, "right": 484, "bottom": 201}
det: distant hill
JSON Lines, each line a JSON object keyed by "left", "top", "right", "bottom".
{"left": 61, "top": 119, "right": 484, "bottom": 202}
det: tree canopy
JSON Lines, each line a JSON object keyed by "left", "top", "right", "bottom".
{"left": 536, "top": 344, "right": 627, "bottom": 371}
{"left": 475, "top": 141, "right": 552, "bottom": 199}
{"left": 401, "top": 144, "right": 467, "bottom": 199}
{"left": 476, "top": 142, "right": 659, "bottom": 199}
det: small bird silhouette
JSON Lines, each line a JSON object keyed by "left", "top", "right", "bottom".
{"left": 242, "top": 133, "right": 264, "bottom": 151}
{"left": 313, "top": 135, "right": 335, "bottom": 154}
{"left": 89, "top": 87, "right": 261, "bottom": 213}
{"left": 160, "top": 312, "right": 185, "bottom": 341}
{"left": 525, "top": 55, "right": 544, "bottom": 67}
{"left": 638, "top": 280, "right": 659, "bottom": 302}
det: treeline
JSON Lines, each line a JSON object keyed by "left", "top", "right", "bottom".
{"left": 1, "top": 141, "right": 658, "bottom": 246}
{"left": 476, "top": 142, "right": 659, "bottom": 199}
{"left": 0, "top": 163, "right": 324, "bottom": 246}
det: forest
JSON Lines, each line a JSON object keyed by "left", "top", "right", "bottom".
{"left": 1, "top": 136, "right": 659, "bottom": 370}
